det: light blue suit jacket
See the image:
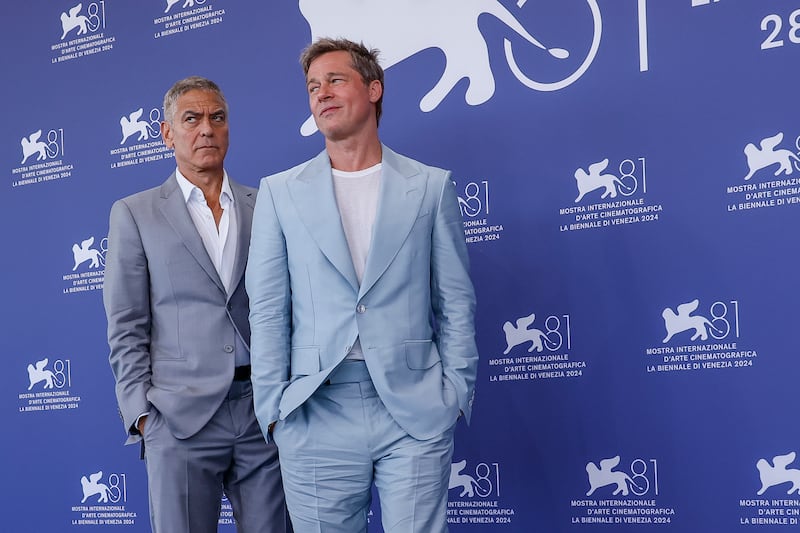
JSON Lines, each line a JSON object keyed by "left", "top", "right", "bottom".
{"left": 246, "top": 146, "right": 478, "bottom": 441}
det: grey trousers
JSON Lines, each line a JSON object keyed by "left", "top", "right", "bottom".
{"left": 143, "top": 380, "right": 291, "bottom": 533}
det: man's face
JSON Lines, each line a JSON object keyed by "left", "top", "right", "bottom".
{"left": 161, "top": 89, "right": 229, "bottom": 175}
{"left": 306, "top": 50, "right": 382, "bottom": 142}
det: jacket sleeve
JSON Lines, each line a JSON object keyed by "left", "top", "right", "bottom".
{"left": 246, "top": 177, "right": 292, "bottom": 441}
{"left": 430, "top": 172, "right": 479, "bottom": 422}
{"left": 103, "top": 199, "right": 152, "bottom": 443}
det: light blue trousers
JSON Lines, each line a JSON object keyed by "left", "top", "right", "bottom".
{"left": 273, "top": 361, "right": 455, "bottom": 532}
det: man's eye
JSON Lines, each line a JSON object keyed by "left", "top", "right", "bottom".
{"left": 308, "top": 86, "right": 319, "bottom": 94}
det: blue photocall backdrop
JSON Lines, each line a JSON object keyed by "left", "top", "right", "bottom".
{"left": 3, "top": 1, "right": 799, "bottom": 531}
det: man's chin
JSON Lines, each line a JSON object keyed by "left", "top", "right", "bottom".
{"left": 318, "top": 125, "right": 349, "bottom": 142}
{"left": 185, "top": 159, "right": 225, "bottom": 174}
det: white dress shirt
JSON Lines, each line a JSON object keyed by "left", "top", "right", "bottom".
{"left": 176, "top": 169, "right": 249, "bottom": 366}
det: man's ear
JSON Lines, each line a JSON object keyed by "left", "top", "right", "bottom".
{"left": 160, "top": 121, "right": 174, "bottom": 149}
{"left": 368, "top": 80, "right": 383, "bottom": 104}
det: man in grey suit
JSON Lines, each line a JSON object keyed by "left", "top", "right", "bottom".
{"left": 247, "top": 39, "right": 478, "bottom": 532}
{"left": 104, "top": 76, "right": 290, "bottom": 533}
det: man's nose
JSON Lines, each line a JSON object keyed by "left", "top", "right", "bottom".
{"left": 316, "top": 83, "right": 332, "bottom": 100}
{"left": 199, "top": 116, "right": 214, "bottom": 135}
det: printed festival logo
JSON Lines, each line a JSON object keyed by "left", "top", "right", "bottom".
{"left": 559, "top": 154, "right": 661, "bottom": 232}
{"left": 111, "top": 105, "right": 173, "bottom": 169}
{"left": 26, "top": 358, "right": 60, "bottom": 391}
{"left": 51, "top": 2, "right": 114, "bottom": 64}
{"left": 455, "top": 178, "right": 504, "bottom": 245}
{"left": 59, "top": 3, "right": 93, "bottom": 40}
{"left": 447, "top": 459, "right": 515, "bottom": 526}
{"left": 502, "top": 312, "right": 559, "bottom": 354}
{"left": 19, "top": 129, "right": 62, "bottom": 165}
{"left": 738, "top": 451, "right": 800, "bottom": 526}
{"left": 644, "top": 297, "right": 757, "bottom": 375}
{"left": 57, "top": 2, "right": 105, "bottom": 40}
{"left": 119, "top": 107, "right": 161, "bottom": 145}
{"left": 659, "top": 298, "right": 738, "bottom": 345}
{"left": 72, "top": 470, "right": 138, "bottom": 526}
{"left": 727, "top": 130, "right": 800, "bottom": 212}
{"left": 448, "top": 459, "right": 496, "bottom": 498}
{"left": 570, "top": 455, "right": 676, "bottom": 525}
{"left": 63, "top": 234, "right": 106, "bottom": 295}
{"left": 489, "top": 310, "right": 585, "bottom": 382}
{"left": 585, "top": 456, "right": 644, "bottom": 497}
{"left": 23, "top": 357, "right": 72, "bottom": 392}
{"left": 573, "top": 158, "right": 637, "bottom": 203}
{"left": 77, "top": 470, "right": 128, "bottom": 505}
{"left": 756, "top": 452, "right": 800, "bottom": 496}
{"left": 742, "top": 132, "right": 800, "bottom": 182}
{"left": 297, "top": 0, "right": 602, "bottom": 135}
{"left": 20, "top": 130, "right": 52, "bottom": 165}
{"left": 18, "top": 356, "right": 79, "bottom": 413}
{"left": 660, "top": 299, "right": 722, "bottom": 344}
{"left": 71, "top": 236, "right": 106, "bottom": 272}
{"left": 81, "top": 471, "right": 112, "bottom": 503}
{"left": 11, "top": 127, "right": 73, "bottom": 188}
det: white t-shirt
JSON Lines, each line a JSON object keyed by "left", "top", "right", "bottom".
{"left": 332, "top": 163, "right": 381, "bottom": 360}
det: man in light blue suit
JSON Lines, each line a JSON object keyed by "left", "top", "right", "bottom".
{"left": 247, "top": 39, "right": 478, "bottom": 532}
{"left": 104, "top": 77, "right": 290, "bottom": 533}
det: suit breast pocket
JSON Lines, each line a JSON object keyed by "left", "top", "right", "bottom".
{"left": 413, "top": 209, "right": 432, "bottom": 227}
{"left": 166, "top": 257, "right": 214, "bottom": 302}
{"left": 406, "top": 209, "right": 433, "bottom": 247}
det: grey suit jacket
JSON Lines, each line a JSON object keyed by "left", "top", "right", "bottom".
{"left": 104, "top": 173, "right": 256, "bottom": 444}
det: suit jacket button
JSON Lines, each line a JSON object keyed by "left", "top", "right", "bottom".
{"left": 224, "top": 345, "right": 234, "bottom": 353}
{"left": 356, "top": 304, "right": 366, "bottom": 314}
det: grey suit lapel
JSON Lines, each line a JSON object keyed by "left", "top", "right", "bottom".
{"left": 288, "top": 151, "right": 359, "bottom": 292}
{"left": 359, "top": 147, "right": 425, "bottom": 298}
{"left": 230, "top": 180, "right": 255, "bottom": 296}
{"left": 159, "top": 174, "right": 226, "bottom": 294}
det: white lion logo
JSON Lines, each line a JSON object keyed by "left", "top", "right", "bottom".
{"left": 120, "top": 108, "right": 151, "bottom": 145}
{"left": 743, "top": 132, "right": 800, "bottom": 181}
{"left": 574, "top": 159, "right": 632, "bottom": 202}
{"left": 502, "top": 312, "right": 556, "bottom": 354}
{"left": 757, "top": 452, "right": 800, "bottom": 495}
{"left": 448, "top": 460, "right": 479, "bottom": 497}
{"left": 27, "top": 358, "right": 56, "bottom": 390}
{"left": 20, "top": 130, "right": 49, "bottom": 165}
{"left": 661, "top": 299, "right": 722, "bottom": 344}
{"left": 298, "top": 0, "right": 601, "bottom": 135}
{"left": 585, "top": 456, "right": 642, "bottom": 496}
{"left": 72, "top": 236, "right": 106, "bottom": 271}
{"left": 165, "top": 0, "right": 199, "bottom": 14}
{"left": 60, "top": 3, "right": 90, "bottom": 40}
{"left": 81, "top": 471, "right": 111, "bottom": 503}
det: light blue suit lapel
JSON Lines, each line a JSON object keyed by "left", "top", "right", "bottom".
{"left": 159, "top": 174, "right": 226, "bottom": 295}
{"left": 359, "top": 147, "right": 424, "bottom": 299}
{"left": 229, "top": 180, "right": 255, "bottom": 299}
{"left": 288, "top": 151, "right": 360, "bottom": 292}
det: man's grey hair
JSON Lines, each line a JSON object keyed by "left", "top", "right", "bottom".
{"left": 162, "top": 76, "right": 228, "bottom": 124}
